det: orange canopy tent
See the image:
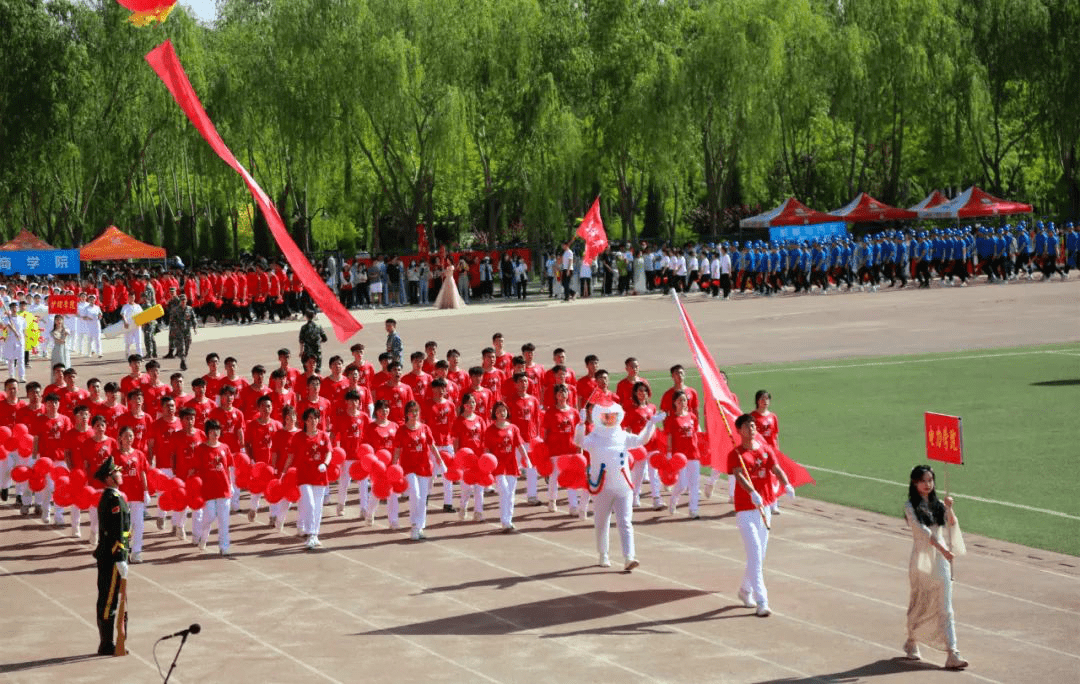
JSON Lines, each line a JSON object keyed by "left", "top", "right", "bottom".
{"left": 0, "top": 229, "right": 57, "bottom": 251}
{"left": 80, "top": 225, "right": 165, "bottom": 261}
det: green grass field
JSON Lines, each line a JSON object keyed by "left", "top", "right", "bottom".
{"left": 639, "top": 342, "right": 1080, "bottom": 557}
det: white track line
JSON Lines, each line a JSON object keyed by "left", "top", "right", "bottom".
{"left": 802, "top": 465, "right": 1080, "bottom": 521}
{"left": 0, "top": 561, "right": 172, "bottom": 681}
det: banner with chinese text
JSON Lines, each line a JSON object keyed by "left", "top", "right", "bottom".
{"left": 48, "top": 294, "right": 78, "bottom": 315}
{"left": 925, "top": 412, "right": 964, "bottom": 465}
{"left": 0, "top": 250, "right": 81, "bottom": 276}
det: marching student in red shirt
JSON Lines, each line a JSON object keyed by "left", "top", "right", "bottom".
{"left": 31, "top": 394, "right": 72, "bottom": 525}
{"left": 507, "top": 372, "right": 543, "bottom": 505}
{"left": 319, "top": 355, "right": 349, "bottom": 407}
{"left": 452, "top": 392, "right": 487, "bottom": 520}
{"left": 114, "top": 425, "right": 150, "bottom": 563}
{"left": 751, "top": 390, "right": 784, "bottom": 514}
{"left": 167, "top": 407, "right": 205, "bottom": 540}
{"left": 499, "top": 356, "right": 529, "bottom": 401}
{"left": 193, "top": 419, "right": 234, "bottom": 556}
{"left": 283, "top": 407, "right": 332, "bottom": 550}
{"left": 361, "top": 400, "right": 399, "bottom": 527}
{"left": 728, "top": 414, "right": 793, "bottom": 617}
{"left": 482, "top": 401, "right": 530, "bottom": 532}
{"left": 402, "top": 351, "right": 433, "bottom": 401}
{"left": 479, "top": 348, "right": 503, "bottom": 396}
{"left": 298, "top": 353, "right": 321, "bottom": 389}
{"left": 78, "top": 415, "right": 116, "bottom": 544}
{"left": 370, "top": 352, "right": 392, "bottom": 391}
{"left": 664, "top": 391, "right": 702, "bottom": 518}
{"left": 541, "top": 383, "right": 580, "bottom": 514}
{"left": 274, "top": 348, "right": 302, "bottom": 392}
{"left": 429, "top": 360, "right": 460, "bottom": 406}
{"left": 266, "top": 368, "right": 295, "bottom": 418}
{"left": 374, "top": 361, "right": 414, "bottom": 425}
{"left": 348, "top": 343, "right": 376, "bottom": 389}
{"left": 341, "top": 364, "right": 373, "bottom": 418}
{"left": 0, "top": 378, "right": 25, "bottom": 504}
{"left": 576, "top": 355, "right": 600, "bottom": 408}
{"left": 201, "top": 352, "right": 226, "bottom": 403}
{"left": 491, "top": 332, "right": 513, "bottom": 371}
{"left": 616, "top": 357, "right": 649, "bottom": 411}
{"left": 240, "top": 365, "right": 270, "bottom": 419}
{"left": 211, "top": 385, "right": 246, "bottom": 512}
{"left": 445, "top": 348, "right": 469, "bottom": 391}
{"left": 421, "top": 340, "right": 439, "bottom": 375}
{"left": 392, "top": 400, "right": 440, "bottom": 541}
{"left": 148, "top": 395, "right": 181, "bottom": 530}
{"left": 542, "top": 364, "right": 577, "bottom": 411}
{"left": 521, "top": 343, "right": 545, "bottom": 398}
{"left": 464, "top": 366, "right": 493, "bottom": 419}
{"left": 95, "top": 382, "right": 127, "bottom": 426}
{"left": 423, "top": 379, "right": 457, "bottom": 513}
{"left": 220, "top": 356, "right": 248, "bottom": 397}
{"left": 659, "top": 364, "right": 700, "bottom": 417}
{"left": 60, "top": 405, "right": 93, "bottom": 533}
{"left": 295, "top": 375, "right": 331, "bottom": 431}
{"left": 267, "top": 405, "right": 299, "bottom": 532}
{"left": 184, "top": 377, "right": 215, "bottom": 430}
{"left": 244, "top": 395, "right": 281, "bottom": 522}
{"left": 43, "top": 364, "right": 66, "bottom": 403}
{"left": 332, "top": 389, "right": 369, "bottom": 517}
{"left": 169, "top": 372, "right": 194, "bottom": 406}
{"left": 117, "top": 389, "right": 154, "bottom": 453}
{"left": 59, "top": 368, "right": 90, "bottom": 417}
{"left": 119, "top": 355, "right": 147, "bottom": 397}
{"left": 140, "top": 361, "right": 171, "bottom": 418}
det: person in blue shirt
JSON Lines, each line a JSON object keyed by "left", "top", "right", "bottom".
{"left": 1015, "top": 226, "right": 1033, "bottom": 279}
{"left": 1064, "top": 223, "right": 1077, "bottom": 276}
{"left": 880, "top": 234, "right": 896, "bottom": 287}
{"left": 913, "top": 232, "right": 930, "bottom": 288}
{"left": 1040, "top": 225, "right": 1064, "bottom": 280}
{"left": 892, "top": 233, "right": 909, "bottom": 288}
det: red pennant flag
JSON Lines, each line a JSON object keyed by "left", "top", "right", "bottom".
{"left": 417, "top": 224, "right": 430, "bottom": 256}
{"left": 575, "top": 197, "right": 608, "bottom": 266}
{"left": 145, "top": 41, "right": 361, "bottom": 342}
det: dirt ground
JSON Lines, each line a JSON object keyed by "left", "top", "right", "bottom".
{"left": 2, "top": 277, "right": 1078, "bottom": 684}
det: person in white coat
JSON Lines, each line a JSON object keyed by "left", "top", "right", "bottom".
{"left": 119, "top": 292, "right": 144, "bottom": 358}
{"left": 573, "top": 395, "right": 665, "bottom": 571}
{"left": 2, "top": 302, "right": 26, "bottom": 382}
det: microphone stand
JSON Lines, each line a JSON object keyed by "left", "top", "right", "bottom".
{"left": 162, "top": 632, "right": 191, "bottom": 684}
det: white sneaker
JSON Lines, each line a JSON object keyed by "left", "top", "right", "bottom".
{"left": 305, "top": 536, "right": 317, "bottom": 550}
{"left": 578, "top": 505, "right": 588, "bottom": 520}
{"left": 547, "top": 500, "right": 556, "bottom": 512}
{"left": 89, "top": 532, "right": 98, "bottom": 546}
{"left": 458, "top": 508, "right": 467, "bottom": 521}
{"left": 473, "top": 511, "right": 484, "bottom": 522}
{"left": 335, "top": 503, "right": 345, "bottom": 517}
{"left": 71, "top": 527, "right": 82, "bottom": 538}
{"left": 668, "top": 499, "right": 677, "bottom": 515}
{"left": 275, "top": 516, "right": 285, "bottom": 533}
{"left": 756, "top": 604, "right": 771, "bottom": 617}
{"left": 198, "top": 536, "right": 207, "bottom": 551}
{"left": 410, "top": 527, "right": 421, "bottom": 541}
{"left": 624, "top": 559, "right": 640, "bottom": 572}
{"left": 220, "top": 547, "right": 230, "bottom": 557}
{"left": 903, "top": 639, "right": 921, "bottom": 660}
{"left": 567, "top": 506, "right": 577, "bottom": 517}
{"left": 598, "top": 556, "right": 611, "bottom": 568}
{"left": 247, "top": 509, "right": 256, "bottom": 522}
{"left": 944, "top": 651, "right": 968, "bottom": 670}
{"left": 130, "top": 552, "right": 142, "bottom": 563}
{"left": 738, "top": 588, "right": 757, "bottom": 608}
{"left": 364, "top": 510, "right": 375, "bottom": 525}
{"left": 703, "top": 482, "right": 714, "bottom": 500}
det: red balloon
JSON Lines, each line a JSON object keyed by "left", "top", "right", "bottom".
{"left": 17, "top": 442, "right": 32, "bottom": 458}
{"left": 11, "top": 423, "right": 28, "bottom": 438}
{"left": 252, "top": 462, "right": 270, "bottom": 479}
{"left": 361, "top": 450, "right": 380, "bottom": 471}
{"left": 462, "top": 469, "right": 478, "bottom": 486}
{"left": 477, "top": 472, "right": 495, "bottom": 488}
{"left": 454, "top": 447, "right": 476, "bottom": 471}
{"left": 69, "top": 469, "right": 87, "bottom": 489}
{"left": 649, "top": 452, "right": 666, "bottom": 470}
{"left": 0, "top": 451, "right": 6, "bottom": 461}
{"left": 327, "top": 463, "right": 342, "bottom": 481}
{"left": 33, "top": 457, "right": 54, "bottom": 477}
{"left": 529, "top": 439, "right": 548, "bottom": 461}
{"left": 29, "top": 474, "right": 47, "bottom": 492}
{"left": 445, "top": 468, "right": 463, "bottom": 483}
{"left": 372, "top": 480, "right": 391, "bottom": 499}
{"left": 660, "top": 469, "right": 679, "bottom": 486}
{"left": 331, "top": 446, "right": 346, "bottom": 465}
{"left": 348, "top": 461, "right": 368, "bottom": 480}
{"left": 188, "top": 495, "right": 206, "bottom": 511}
{"left": 281, "top": 467, "right": 298, "bottom": 489}
{"left": 628, "top": 447, "right": 647, "bottom": 464}
{"left": 3, "top": 437, "right": 17, "bottom": 453}
{"left": 49, "top": 464, "right": 69, "bottom": 481}
{"left": 669, "top": 452, "right": 688, "bottom": 472}
{"left": 533, "top": 454, "right": 555, "bottom": 478}
{"left": 285, "top": 486, "right": 301, "bottom": 503}
{"left": 234, "top": 452, "right": 252, "bottom": 473}
{"left": 235, "top": 470, "right": 252, "bottom": 490}
{"left": 10, "top": 465, "right": 31, "bottom": 482}
{"left": 391, "top": 478, "right": 408, "bottom": 494}
{"left": 185, "top": 476, "right": 203, "bottom": 498}
{"left": 375, "top": 449, "right": 392, "bottom": 465}
{"left": 264, "top": 480, "right": 284, "bottom": 504}
{"left": 357, "top": 443, "right": 375, "bottom": 459}
{"left": 53, "top": 486, "right": 72, "bottom": 508}
{"left": 385, "top": 464, "right": 404, "bottom": 484}
{"left": 78, "top": 485, "right": 97, "bottom": 510}
{"left": 367, "top": 458, "right": 386, "bottom": 477}
{"left": 0, "top": 426, "right": 11, "bottom": 442}
{"left": 170, "top": 477, "right": 185, "bottom": 491}
{"left": 476, "top": 452, "right": 497, "bottom": 475}
{"left": 248, "top": 475, "right": 267, "bottom": 494}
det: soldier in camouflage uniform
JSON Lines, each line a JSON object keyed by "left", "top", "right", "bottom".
{"left": 168, "top": 294, "right": 198, "bottom": 371}
{"left": 140, "top": 287, "right": 159, "bottom": 359}
{"left": 298, "top": 310, "right": 328, "bottom": 372}
{"left": 162, "top": 288, "right": 180, "bottom": 358}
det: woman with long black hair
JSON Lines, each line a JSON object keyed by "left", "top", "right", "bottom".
{"left": 903, "top": 464, "right": 968, "bottom": 670}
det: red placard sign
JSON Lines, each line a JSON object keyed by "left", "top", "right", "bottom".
{"left": 48, "top": 294, "right": 78, "bottom": 315}
{"left": 925, "top": 412, "right": 963, "bottom": 465}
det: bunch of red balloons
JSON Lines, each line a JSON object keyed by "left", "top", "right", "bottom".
{"left": 0, "top": 425, "right": 33, "bottom": 459}
{"left": 358, "top": 447, "right": 405, "bottom": 500}
{"left": 649, "top": 451, "right": 688, "bottom": 487}
{"left": 449, "top": 447, "right": 497, "bottom": 488}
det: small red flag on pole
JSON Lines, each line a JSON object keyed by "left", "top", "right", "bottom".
{"left": 576, "top": 197, "right": 608, "bottom": 266}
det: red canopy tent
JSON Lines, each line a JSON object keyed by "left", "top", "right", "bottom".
{"left": 80, "top": 225, "right": 166, "bottom": 261}
{"left": 0, "top": 229, "right": 57, "bottom": 251}
{"left": 908, "top": 190, "right": 951, "bottom": 217}
{"left": 828, "top": 193, "right": 918, "bottom": 222}
{"left": 918, "top": 187, "right": 1033, "bottom": 219}
{"left": 740, "top": 197, "right": 837, "bottom": 228}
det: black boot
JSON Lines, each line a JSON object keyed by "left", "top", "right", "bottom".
{"left": 179, "top": 358, "right": 187, "bottom": 371}
{"left": 97, "top": 618, "right": 115, "bottom": 656}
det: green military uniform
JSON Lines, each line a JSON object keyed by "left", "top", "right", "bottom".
{"left": 141, "top": 289, "right": 158, "bottom": 358}
{"left": 94, "top": 457, "right": 131, "bottom": 656}
{"left": 168, "top": 300, "right": 198, "bottom": 370}
{"left": 163, "top": 294, "right": 180, "bottom": 358}
{"left": 299, "top": 317, "right": 328, "bottom": 372}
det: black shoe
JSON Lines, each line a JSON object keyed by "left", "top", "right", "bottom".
{"left": 0, "top": 488, "right": 7, "bottom": 502}
{"left": 179, "top": 359, "right": 187, "bottom": 371}
{"left": 97, "top": 618, "right": 115, "bottom": 656}
{"left": 163, "top": 353, "right": 175, "bottom": 359}
{"left": 442, "top": 504, "right": 457, "bottom": 513}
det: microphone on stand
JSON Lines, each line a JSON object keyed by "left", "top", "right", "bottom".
{"left": 162, "top": 624, "right": 201, "bottom": 640}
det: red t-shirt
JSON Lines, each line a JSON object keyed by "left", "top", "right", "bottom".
{"left": 196, "top": 442, "right": 233, "bottom": 500}
{"left": 452, "top": 414, "right": 487, "bottom": 453}
{"left": 62, "top": 426, "right": 94, "bottom": 468}
{"left": 270, "top": 427, "right": 300, "bottom": 472}
{"left": 95, "top": 402, "right": 127, "bottom": 426}
{"left": 507, "top": 394, "right": 542, "bottom": 442}
{"left": 183, "top": 397, "right": 216, "bottom": 430}
{"left": 494, "top": 352, "right": 513, "bottom": 371}
{"left": 727, "top": 443, "right": 777, "bottom": 512}
{"left": 116, "top": 411, "right": 154, "bottom": 452}
{"left": 542, "top": 381, "right": 577, "bottom": 411}
{"left": 401, "top": 371, "right": 433, "bottom": 402}
{"left": 291, "top": 431, "right": 332, "bottom": 486}
{"left": 140, "top": 382, "right": 171, "bottom": 417}
{"left": 523, "top": 363, "right": 545, "bottom": 397}
{"left": 660, "top": 386, "right": 700, "bottom": 418}
{"left": 752, "top": 411, "right": 779, "bottom": 451}
{"left": 394, "top": 424, "right": 435, "bottom": 477}
{"left": 663, "top": 413, "right": 699, "bottom": 461}
{"left": 479, "top": 368, "right": 502, "bottom": 396}
{"left": 210, "top": 406, "right": 246, "bottom": 452}
{"left": 169, "top": 429, "right": 206, "bottom": 479}
{"left": 240, "top": 384, "right": 271, "bottom": 419}
{"left": 295, "top": 396, "right": 331, "bottom": 431}
{"left": 374, "top": 383, "right": 414, "bottom": 425}
{"left": 116, "top": 448, "right": 149, "bottom": 501}
{"left": 363, "top": 421, "right": 397, "bottom": 454}
{"left": 319, "top": 375, "right": 349, "bottom": 406}
{"left": 616, "top": 376, "right": 649, "bottom": 410}
{"left": 0, "top": 398, "right": 26, "bottom": 428}
{"left": 463, "top": 386, "right": 493, "bottom": 420}
{"left": 81, "top": 437, "right": 117, "bottom": 487}
{"left": 542, "top": 406, "right": 580, "bottom": 456}
{"left": 267, "top": 390, "right": 295, "bottom": 421}
{"left": 423, "top": 399, "right": 456, "bottom": 446}
{"left": 623, "top": 404, "right": 665, "bottom": 453}
{"left": 246, "top": 418, "right": 281, "bottom": 464}
{"left": 482, "top": 423, "right": 524, "bottom": 477}
{"left": 34, "top": 413, "right": 73, "bottom": 461}
{"left": 148, "top": 416, "right": 182, "bottom": 468}
{"left": 333, "top": 411, "right": 368, "bottom": 460}
{"left": 120, "top": 373, "right": 148, "bottom": 398}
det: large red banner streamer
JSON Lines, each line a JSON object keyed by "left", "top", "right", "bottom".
{"left": 576, "top": 197, "right": 608, "bottom": 266}
{"left": 145, "top": 40, "right": 361, "bottom": 342}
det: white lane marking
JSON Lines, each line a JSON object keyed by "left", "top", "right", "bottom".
{"left": 802, "top": 465, "right": 1080, "bottom": 522}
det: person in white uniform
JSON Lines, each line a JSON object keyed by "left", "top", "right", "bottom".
{"left": 82, "top": 294, "right": 103, "bottom": 358}
{"left": 120, "top": 292, "right": 144, "bottom": 358}
{"left": 2, "top": 302, "right": 26, "bottom": 382}
{"left": 573, "top": 395, "right": 665, "bottom": 571}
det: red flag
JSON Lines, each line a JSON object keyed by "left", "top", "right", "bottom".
{"left": 417, "top": 225, "right": 430, "bottom": 256}
{"left": 575, "top": 197, "right": 608, "bottom": 266}
{"left": 671, "top": 291, "right": 814, "bottom": 486}
{"left": 145, "top": 41, "right": 361, "bottom": 342}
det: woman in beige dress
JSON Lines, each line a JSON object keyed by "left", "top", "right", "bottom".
{"left": 435, "top": 259, "right": 466, "bottom": 310}
{"left": 903, "top": 464, "right": 968, "bottom": 670}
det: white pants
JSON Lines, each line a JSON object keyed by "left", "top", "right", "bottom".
{"left": 435, "top": 446, "right": 454, "bottom": 506}
{"left": 229, "top": 466, "right": 241, "bottom": 511}
{"left": 670, "top": 463, "right": 701, "bottom": 514}
{"left": 522, "top": 444, "right": 538, "bottom": 499}
{"left": 85, "top": 329, "right": 102, "bottom": 355}
{"left": 71, "top": 505, "right": 100, "bottom": 538}
{"left": 298, "top": 484, "right": 327, "bottom": 537}
{"left": 123, "top": 329, "right": 143, "bottom": 357}
{"left": 129, "top": 501, "right": 146, "bottom": 553}
{"left": 364, "top": 488, "right": 399, "bottom": 525}
{"left": 269, "top": 498, "right": 291, "bottom": 522}
{"left": 567, "top": 488, "right": 590, "bottom": 513}
{"left": 736, "top": 508, "right": 772, "bottom": 607}
{"left": 0, "top": 452, "right": 12, "bottom": 490}
{"left": 594, "top": 489, "right": 634, "bottom": 563}
{"left": 631, "top": 460, "right": 662, "bottom": 505}
{"left": 460, "top": 483, "right": 484, "bottom": 513}
{"left": 406, "top": 473, "right": 431, "bottom": 530}
{"left": 6, "top": 354, "right": 25, "bottom": 382}
{"left": 197, "top": 497, "right": 230, "bottom": 550}
{"left": 494, "top": 474, "right": 517, "bottom": 526}
{"left": 336, "top": 462, "right": 370, "bottom": 511}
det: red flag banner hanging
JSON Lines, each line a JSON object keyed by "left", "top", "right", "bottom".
{"left": 145, "top": 40, "right": 361, "bottom": 342}
{"left": 576, "top": 197, "right": 608, "bottom": 266}
{"left": 417, "top": 225, "right": 430, "bottom": 256}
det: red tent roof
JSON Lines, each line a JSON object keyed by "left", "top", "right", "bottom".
{"left": 908, "top": 190, "right": 951, "bottom": 216}
{"left": 80, "top": 225, "right": 166, "bottom": 261}
{"left": 828, "top": 193, "right": 918, "bottom": 222}
{"left": 740, "top": 197, "right": 837, "bottom": 228}
{"left": 918, "top": 187, "right": 1033, "bottom": 219}
{"left": 0, "top": 229, "right": 57, "bottom": 251}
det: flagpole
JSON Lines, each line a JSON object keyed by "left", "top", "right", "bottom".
{"left": 718, "top": 402, "right": 770, "bottom": 529}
